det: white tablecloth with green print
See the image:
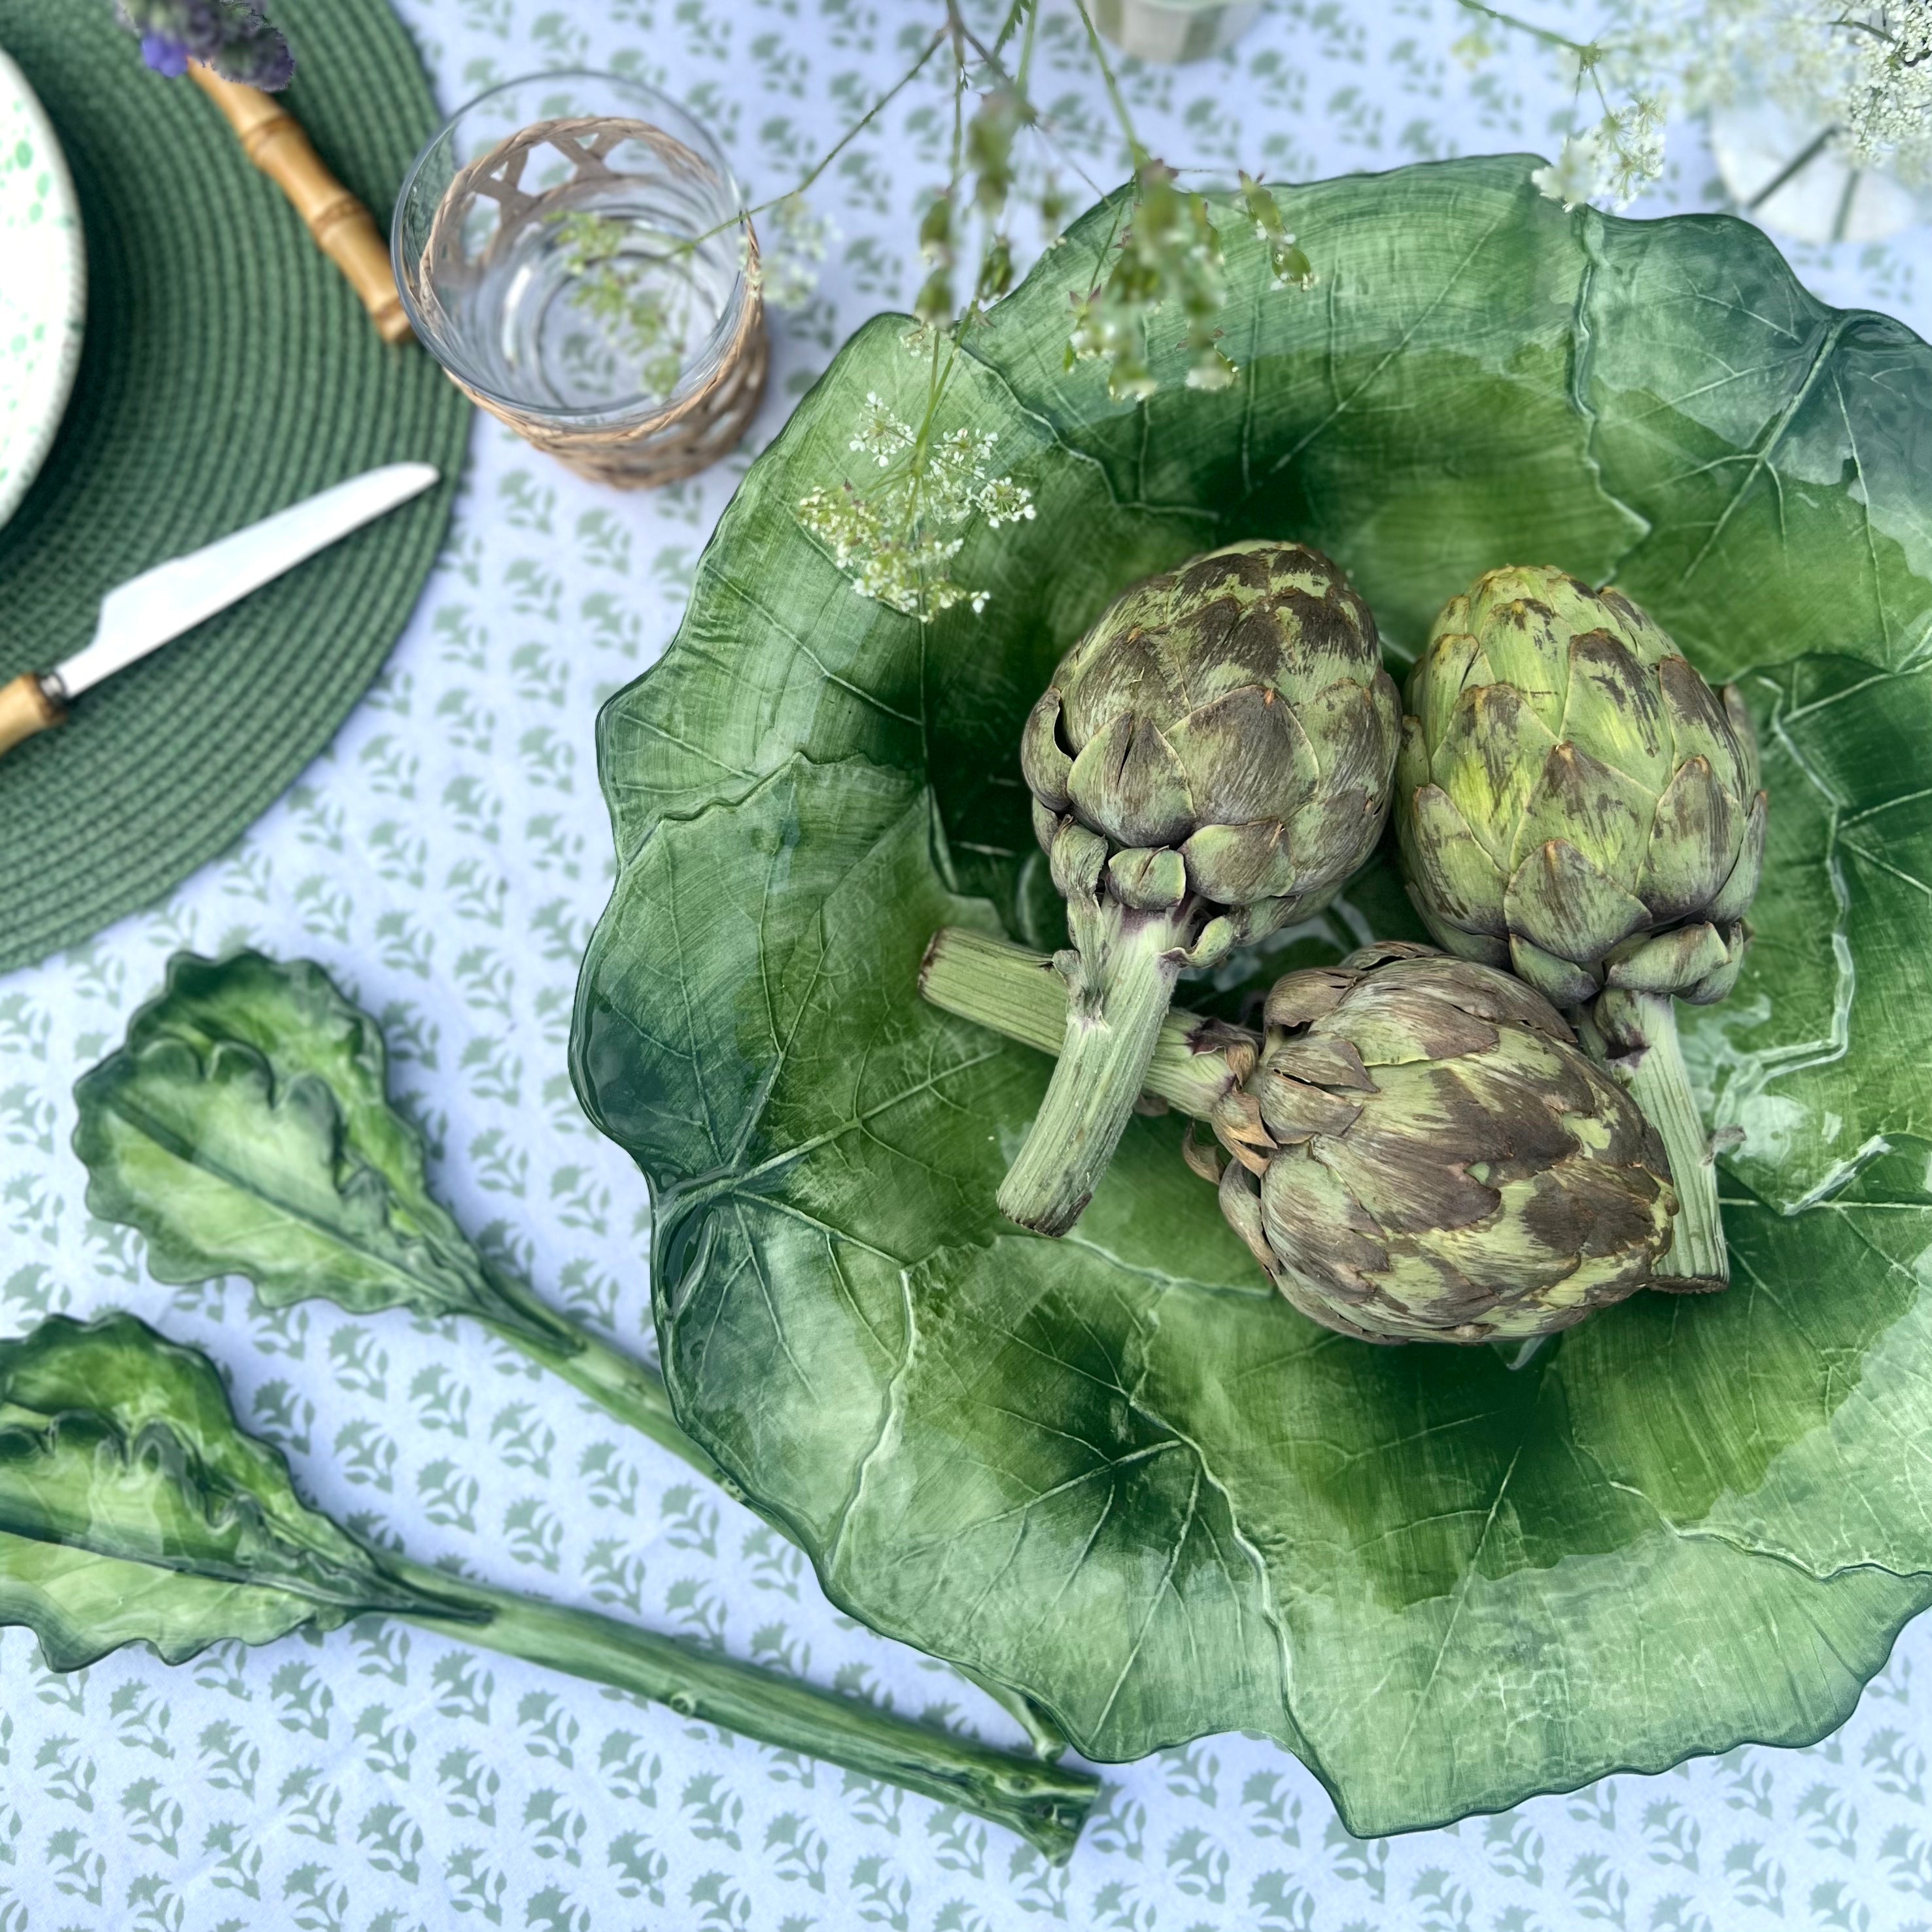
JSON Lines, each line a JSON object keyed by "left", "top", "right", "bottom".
{"left": 3, "top": 5, "right": 1929, "bottom": 1929}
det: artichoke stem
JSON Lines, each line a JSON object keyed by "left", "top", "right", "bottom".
{"left": 920, "top": 926, "right": 1238, "bottom": 1120}
{"left": 1601, "top": 990, "right": 1729, "bottom": 1290}
{"left": 995, "top": 905, "right": 1193, "bottom": 1237}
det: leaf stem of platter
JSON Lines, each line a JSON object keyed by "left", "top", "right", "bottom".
{"left": 993, "top": 908, "right": 1194, "bottom": 1236}
{"left": 1600, "top": 990, "right": 1729, "bottom": 1291}
{"left": 479, "top": 1245, "right": 1063, "bottom": 1748}
{"left": 476, "top": 1261, "right": 737, "bottom": 1492}
{"left": 388, "top": 1557, "right": 1098, "bottom": 1861}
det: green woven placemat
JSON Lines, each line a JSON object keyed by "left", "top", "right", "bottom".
{"left": 0, "top": 0, "right": 468, "bottom": 973}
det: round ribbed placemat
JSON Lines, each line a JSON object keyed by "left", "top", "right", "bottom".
{"left": 0, "top": 0, "right": 468, "bottom": 974}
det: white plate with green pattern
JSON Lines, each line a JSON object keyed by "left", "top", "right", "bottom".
{"left": 0, "top": 43, "right": 84, "bottom": 532}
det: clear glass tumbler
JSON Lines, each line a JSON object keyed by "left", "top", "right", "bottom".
{"left": 393, "top": 71, "right": 767, "bottom": 489}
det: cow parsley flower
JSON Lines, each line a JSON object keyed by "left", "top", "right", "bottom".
{"left": 1493, "top": 0, "right": 1932, "bottom": 210}
{"left": 1841, "top": 3, "right": 1932, "bottom": 178}
{"left": 797, "top": 402, "right": 1032, "bottom": 622}
{"left": 850, "top": 390, "right": 919, "bottom": 467}
{"left": 1594, "top": 94, "right": 1667, "bottom": 203}
{"left": 772, "top": 3, "right": 1319, "bottom": 619}
{"left": 1532, "top": 134, "right": 1604, "bottom": 211}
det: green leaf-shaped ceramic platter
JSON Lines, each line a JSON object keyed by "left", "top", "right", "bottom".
{"left": 572, "top": 155, "right": 1932, "bottom": 1835}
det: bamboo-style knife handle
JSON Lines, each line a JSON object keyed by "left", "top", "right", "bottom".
{"left": 188, "top": 66, "right": 414, "bottom": 345}
{"left": 0, "top": 674, "right": 65, "bottom": 759}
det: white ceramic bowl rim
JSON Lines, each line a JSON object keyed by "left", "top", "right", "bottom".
{"left": 0, "top": 43, "right": 87, "bottom": 533}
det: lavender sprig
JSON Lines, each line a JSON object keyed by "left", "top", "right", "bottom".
{"left": 114, "top": 0, "right": 295, "bottom": 91}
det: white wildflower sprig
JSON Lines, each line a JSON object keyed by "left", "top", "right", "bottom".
{"left": 1840, "top": 3, "right": 1932, "bottom": 177}
{"left": 797, "top": 393, "right": 1035, "bottom": 623}
{"left": 1060, "top": 0, "right": 1307, "bottom": 403}
{"left": 1592, "top": 92, "right": 1666, "bottom": 203}
{"left": 781, "top": 1, "right": 1314, "bottom": 620}
{"left": 1484, "top": 0, "right": 1932, "bottom": 215}
{"left": 1457, "top": 3, "right": 1668, "bottom": 210}
{"left": 1067, "top": 160, "right": 1239, "bottom": 400}
{"left": 1529, "top": 92, "right": 1665, "bottom": 211}
{"left": 750, "top": 194, "right": 835, "bottom": 312}
{"left": 1531, "top": 133, "right": 1604, "bottom": 211}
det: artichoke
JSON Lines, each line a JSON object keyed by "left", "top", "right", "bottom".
{"left": 1005, "top": 540, "right": 1401, "bottom": 1236}
{"left": 919, "top": 929, "right": 1683, "bottom": 1344}
{"left": 1394, "top": 566, "right": 1766, "bottom": 1290}
{"left": 1198, "top": 942, "right": 1679, "bottom": 1343}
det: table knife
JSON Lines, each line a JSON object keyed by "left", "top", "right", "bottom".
{"left": 0, "top": 462, "right": 441, "bottom": 761}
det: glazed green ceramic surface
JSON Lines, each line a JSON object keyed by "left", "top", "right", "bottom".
{"left": 574, "top": 156, "right": 1932, "bottom": 1835}
{"left": 0, "top": 44, "right": 84, "bottom": 530}
{"left": 74, "top": 949, "right": 742, "bottom": 1483}
{"left": 0, "top": 1312, "right": 1098, "bottom": 1859}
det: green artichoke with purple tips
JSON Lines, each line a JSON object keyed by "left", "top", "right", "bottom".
{"left": 1004, "top": 540, "right": 1401, "bottom": 1237}
{"left": 1394, "top": 565, "right": 1768, "bottom": 1290}
{"left": 1198, "top": 942, "right": 1681, "bottom": 1344}
{"left": 919, "top": 930, "right": 1685, "bottom": 1345}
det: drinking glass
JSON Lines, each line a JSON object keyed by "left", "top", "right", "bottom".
{"left": 393, "top": 72, "right": 767, "bottom": 488}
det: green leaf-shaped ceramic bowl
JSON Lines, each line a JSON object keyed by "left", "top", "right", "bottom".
{"left": 571, "top": 156, "right": 1932, "bottom": 1835}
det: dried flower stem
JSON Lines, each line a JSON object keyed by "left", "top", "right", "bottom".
{"left": 1455, "top": 0, "right": 1602, "bottom": 58}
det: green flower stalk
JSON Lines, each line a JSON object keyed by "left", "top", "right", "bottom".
{"left": 923, "top": 929, "right": 1685, "bottom": 1343}
{"left": 0, "top": 1313, "right": 1099, "bottom": 1859}
{"left": 1239, "top": 171, "right": 1315, "bottom": 288}
{"left": 1393, "top": 566, "right": 1767, "bottom": 1290}
{"left": 1067, "top": 159, "right": 1237, "bottom": 396}
{"left": 1003, "top": 541, "right": 1401, "bottom": 1237}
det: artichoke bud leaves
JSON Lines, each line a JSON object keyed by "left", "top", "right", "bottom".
{"left": 1395, "top": 566, "right": 1765, "bottom": 1004}
{"left": 1204, "top": 943, "right": 1681, "bottom": 1345}
{"left": 999, "top": 542, "right": 1402, "bottom": 1238}
{"left": 1394, "top": 566, "right": 1767, "bottom": 1291}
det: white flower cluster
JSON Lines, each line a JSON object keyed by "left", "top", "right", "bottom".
{"left": 757, "top": 8, "right": 1322, "bottom": 625}
{"left": 1512, "top": 0, "right": 1932, "bottom": 213}
{"left": 1842, "top": 3, "right": 1932, "bottom": 175}
{"left": 1530, "top": 95, "right": 1666, "bottom": 211}
{"left": 753, "top": 194, "right": 833, "bottom": 312}
{"left": 797, "top": 394, "right": 1035, "bottom": 622}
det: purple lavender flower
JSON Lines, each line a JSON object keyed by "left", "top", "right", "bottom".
{"left": 114, "top": 0, "right": 294, "bottom": 91}
{"left": 139, "top": 30, "right": 192, "bottom": 77}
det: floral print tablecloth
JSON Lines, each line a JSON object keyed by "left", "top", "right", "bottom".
{"left": 1, "top": 4, "right": 1928, "bottom": 1929}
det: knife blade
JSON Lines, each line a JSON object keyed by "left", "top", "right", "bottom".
{"left": 0, "top": 462, "right": 441, "bottom": 760}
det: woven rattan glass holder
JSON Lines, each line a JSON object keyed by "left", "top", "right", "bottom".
{"left": 393, "top": 73, "right": 765, "bottom": 489}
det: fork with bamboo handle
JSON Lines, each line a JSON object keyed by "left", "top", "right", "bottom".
{"left": 188, "top": 66, "right": 412, "bottom": 345}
